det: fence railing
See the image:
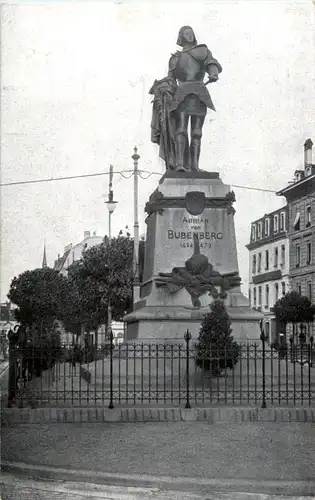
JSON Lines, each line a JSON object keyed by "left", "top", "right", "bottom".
{"left": 6, "top": 332, "right": 315, "bottom": 409}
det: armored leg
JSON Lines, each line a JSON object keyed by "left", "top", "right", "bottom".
{"left": 175, "top": 133, "right": 189, "bottom": 171}
{"left": 190, "top": 116, "right": 205, "bottom": 171}
{"left": 175, "top": 112, "right": 189, "bottom": 171}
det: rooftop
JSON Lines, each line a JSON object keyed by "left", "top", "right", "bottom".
{"left": 277, "top": 168, "right": 315, "bottom": 197}
{"left": 250, "top": 206, "right": 287, "bottom": 226}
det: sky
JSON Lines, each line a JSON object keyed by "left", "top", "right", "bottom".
{"left": 1, "top": 0, "right": 315, "bottom": 302}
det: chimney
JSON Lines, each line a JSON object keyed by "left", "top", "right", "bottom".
{"left": 304, "top": 138, "right": 313, "bottom": 166}
{"left": 84, "top": 231, "right": 90, "bottom": 239}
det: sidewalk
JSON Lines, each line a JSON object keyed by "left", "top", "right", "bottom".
{"left": 1, "top": 473, "right": 314, "bottom": 500}
{"left": 0, "top": 360, "right": 9, "bottom": 404}
{"left": 0, "top": 359, "right": 9, "bottom": 378}
{"left": 2, "top": 421, "right": 315, "bottom": 496}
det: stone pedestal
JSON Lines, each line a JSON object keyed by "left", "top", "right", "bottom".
{"left": 124, "top": 171, "right": 262, "bottom": 342}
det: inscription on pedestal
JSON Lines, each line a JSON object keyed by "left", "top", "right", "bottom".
{"left": 167, "top": 216, "right": 224, "bottom": 249}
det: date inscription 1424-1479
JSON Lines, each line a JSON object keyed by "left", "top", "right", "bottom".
{"left": 180, "top": 241, "right": 212, "bottom": 249}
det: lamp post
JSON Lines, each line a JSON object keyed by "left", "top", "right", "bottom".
{"left": 132, "top": 146, "right": 140, "bottom": 305}
{"left": 260, "top": 319, "right": 267, "bottom": 409}
{"left": 105, "top": 164, "right": 118, "bottom": 340}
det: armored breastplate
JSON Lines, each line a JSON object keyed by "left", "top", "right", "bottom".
{"left": 175, "top": 52, "right": 205, "bottom": 82}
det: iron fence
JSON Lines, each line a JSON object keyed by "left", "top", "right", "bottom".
{"left": 6, "top": 332, "right": 315, "bottom": 409}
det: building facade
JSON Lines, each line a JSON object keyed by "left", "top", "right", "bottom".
{"left": 54, "top": 231, "right": 103, "bottom": 276}
{"left": 277, "top": 138, "right": 315, "bottom": 340}
{"left": 246, "top": 206, "right": 289, "bottom": 343}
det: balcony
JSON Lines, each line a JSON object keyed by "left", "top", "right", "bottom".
{"left": 252, "top": 269, "right": 282, "bottom": 284}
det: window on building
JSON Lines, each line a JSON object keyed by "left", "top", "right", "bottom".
{"left": 249, "top": 288, "right": 251, "bottom": 304}
{"left": 280, "top": 212, "right": 286, "bottom": 231}
{"left": 275, "top": 282, "right": 279, "bottom": 302}
{"left": 265, "top": 250, "right": 269, "bottom": 270}
{"left": 257, "top": 223, "right": 262, "bottom": 238}
{"left": 265, "top": 284, "right": 269, "bottom": 307}
{"left": 274, "top": 215, "right": 279, "bottom": 233}
{"left": 274, "top": 247, "right": 278, "bottom": 267}
{"left": 307, "top": 241, "right": 312, "bottom": 265}
{"left": 306, "top": 165, "right": 312, "bottom": 177}
{"left": 265, "top": 218, "right": 270, "bottom": 236}
{"left": 258, "top": 253, "right": 262, "bottom": 272}
{"left": 258, "top": 286, "right": 262, "bottom": 306}
{"left": 307, "top": 282, "right": 312, "bottom": 301}
{"left": 306, "top": 205, "right": 311, "bottom": 227}
{"left": 296, "top": 244, "right": 301, "bottom": 267}
{"left": 281, "top": 282, "right": 286, "bottom": 296}
{"left": 281, "top": 244, "right": 285, "bottom": 265}
{"left": 253, "top": 287, "right": 257, "bottom": 307}
{"left": 293, "top": 210, "right": 300, "bottom": 231}
{"left": 297, "top": 284, "right": 302, "bottom": 296}
{"left": 252, "top": 254, "right": 257, "bottom": 274}
{"left": 251, "top": 225, "right": 256, "bottom": 241}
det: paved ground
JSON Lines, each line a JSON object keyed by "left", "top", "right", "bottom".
{"left": 0, "top": 359, "right": 9, "bottom": 379}
{"left": 1, "top": 474, "right": 314, "bottom": 500}
{"left": 0, "top": 360, "right": 9, "bottom": 407}
{"left": 2, "top": 421, "right": 315, "bottom": 497}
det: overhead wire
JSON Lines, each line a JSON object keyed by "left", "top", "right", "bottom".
{"left": 0, "top": 168, "right": 278, "bottom": 193}
{"left": 0, "top": 169, "right": 135, "bottom": 187}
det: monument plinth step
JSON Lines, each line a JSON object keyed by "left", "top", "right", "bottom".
{"left": 126, "top": 305, "right": 263, "bottom": 322}
{"left": 159, "top": 170, "right": 220, "bottom": 182}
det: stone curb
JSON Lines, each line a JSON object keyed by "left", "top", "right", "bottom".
{"left": 2, "top": 462, "right": 315, "bottom": 497}
{"left": 1, "top": 406, "right": 315, "bottom": 425}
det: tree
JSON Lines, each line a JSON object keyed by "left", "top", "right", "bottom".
{"left": 64, "top": 232, "right": 134, "bottom": 343}
{"left": 273, "top": 291, "right": 315, "bottom": 341}
{"left": 8, "top": 268, "right": 69, "bottom": 330}
{"left": 7, "top": 269, "right": 67, "bottom": 377}
{"left": 195, "top": 300, "right": 240, "bottom": 375}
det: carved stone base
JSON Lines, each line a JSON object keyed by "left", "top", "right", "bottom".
{"left": 124, "top": 172, "right": 263, "bottom": 343}
{"left": 124, "top": 302, "right": 262, "bottom": 343}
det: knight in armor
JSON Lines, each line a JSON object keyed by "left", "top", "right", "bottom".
{"left": 150, "top": 26, "right": 222, "bottom": 172}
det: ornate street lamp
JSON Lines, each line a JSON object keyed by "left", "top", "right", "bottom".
{"left": 132, "top": 147, "right": 140, "bottom": 305}
{"left": 105, "top": 165, "right": 118, "bottom": 341}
